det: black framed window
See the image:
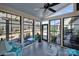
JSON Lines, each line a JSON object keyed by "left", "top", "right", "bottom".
{"left": 23, "top": 18, "right": 33, "bottom": 41}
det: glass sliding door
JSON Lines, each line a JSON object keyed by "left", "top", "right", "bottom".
{"left": 42, "top": 24, "right": 48, "bottom": 41}
{"left": 64, "top": 16, "right": 79, "bottom": 50}
{"left": 72, "top": 16, "right": 79, "bottom": 49}
{"left": 42, "top": 21, "right": 49, "bottom": 41}
{"left": 50, "top": 19, "right": 61, "bottom": 44}
{"left": 63, "top": 17, "right": 72, "bottom": 47}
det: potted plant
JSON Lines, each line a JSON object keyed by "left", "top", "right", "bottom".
{"left": 50, "top": 36, "right": 56, "bottom": 43}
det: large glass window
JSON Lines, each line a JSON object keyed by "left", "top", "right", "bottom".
{"left": 0, "top": 12, "right": 21, "bottom": 44}
{"left": 23, "top": 18, "right": 33, "bottom": 41}
{"left": 11, "top": 17, "right": 21, "bottom": 43}
{"left": 0, "top": 12, "right": 6, "bottom": 41}
{"left": 34, "top": 21, "right": 40, "bottom": 35}
{"left": 50, "top": 19, "right": 61, "bottom": 44}
{"left": 0, "top": 17, "right": 6, "bottom": 40}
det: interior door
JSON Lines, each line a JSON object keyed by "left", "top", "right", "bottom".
{"left": 42, "top": 24, "right": 48, "bottom": 41}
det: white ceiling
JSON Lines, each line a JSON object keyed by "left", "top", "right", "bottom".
{"left": 0, "top": 3, "right": 70, "bottom": 19}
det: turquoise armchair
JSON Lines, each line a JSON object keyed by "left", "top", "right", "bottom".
{"left": 5, "top": 40, "right": 22, "bottom": 56}
{"left": 66, "top": 48, "right": 79, "bottom": 56}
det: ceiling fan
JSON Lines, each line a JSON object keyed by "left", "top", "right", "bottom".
{"left": 34, "top": 3, "right": 60, "bottom": 20}
{"left": 43, "top": 3, "right": 60, "bottom": 13}
{"left": 35, "top": 3, "right": 60, "bottom": 13}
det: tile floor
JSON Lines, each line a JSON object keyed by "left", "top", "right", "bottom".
{"left": 22, "top": 41, "right": 68, "bottom": 56}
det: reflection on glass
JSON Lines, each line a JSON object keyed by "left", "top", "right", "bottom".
{"left": 50, "top": 19, "right": 60, "bottom": 44}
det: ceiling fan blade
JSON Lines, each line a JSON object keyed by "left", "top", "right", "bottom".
{"left": 48, "top": 8, "right": 56, "bottom": 12}
{"left": 49, "top": 3, "right": 60, "bottom": 7}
